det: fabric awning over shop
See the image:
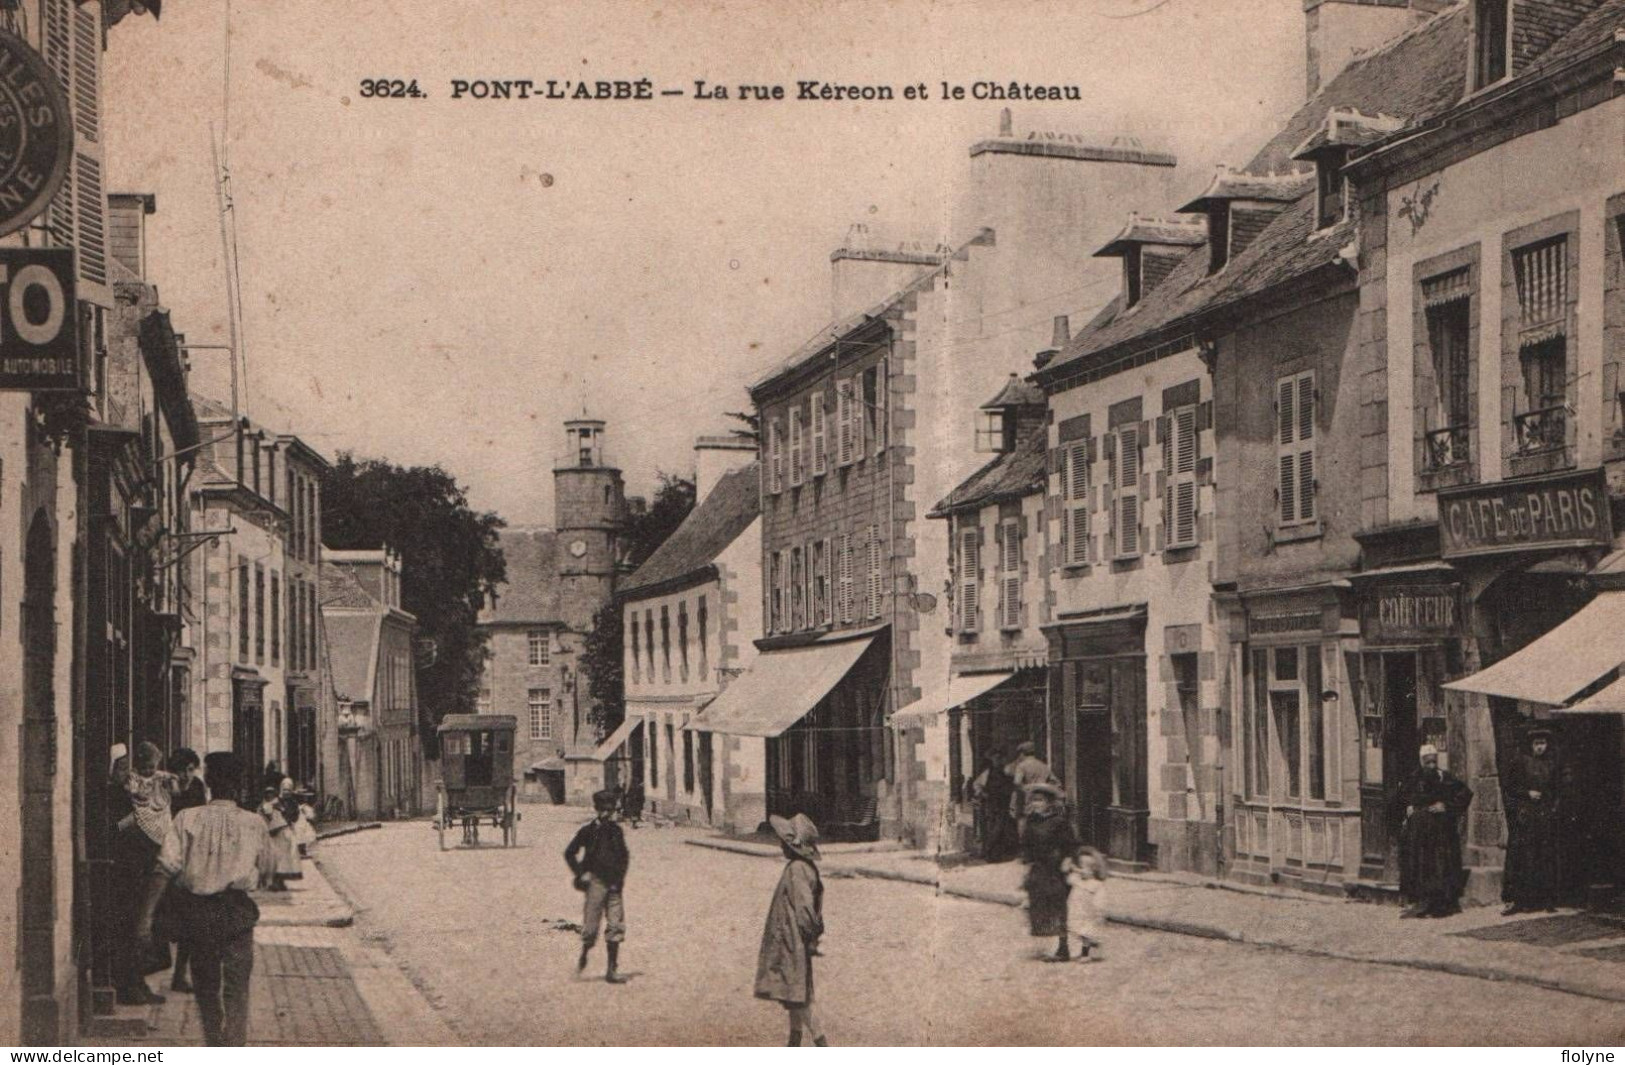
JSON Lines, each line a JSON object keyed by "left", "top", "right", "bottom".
{"left": 1555, "top": 675, "right": 1625, "bottom": 715}
{"left": 591, "top": 716, "right": 642, "bottom": 760}
{"left": 1443, "top": 591, "right": 1625, "bottom": 706}
{"left": 689, "top": 637, "right": 874, "bottom": 737}
{"left": 892, "top": 671, "right": 1017, "bottom": 725}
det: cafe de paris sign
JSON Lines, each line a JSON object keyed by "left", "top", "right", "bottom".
{"left": 0, "top": 30, "right": 71, "bottom": 240}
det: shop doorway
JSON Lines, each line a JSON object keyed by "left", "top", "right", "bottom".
{"left": 1056, "top": 654, "right": 1147, "bottom": 863}
{"left": 1356, "top": 651, "right": 1418, "bottom": 883}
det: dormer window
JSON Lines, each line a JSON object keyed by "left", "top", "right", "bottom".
{"left": 1472, "top": 0, "right": 1509, "bottom": 90}
{"left": 1315, "top": 151, "right": 1348, "bottom": 230}
{"left": 975, "top": 374, "right": 1046, "bottom": 455}
{"left": 1095, "top": 215, "right": 1207, "bottom": 302}
{"left": 975, "top": 408, "right": 1018, "bottom": 454}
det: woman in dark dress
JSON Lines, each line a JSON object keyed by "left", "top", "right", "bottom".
{"left": 1503, "top": 729, "right": 1562, "bottom": 915}
{"left": 1397, "top": 745, "right": 1474, "bottom": 918}
{"left": 1020, "top": 782, "right": 1077, "bottom": 960}
{"left": 981, "top": 753, "right": 1017, "bottom": 862}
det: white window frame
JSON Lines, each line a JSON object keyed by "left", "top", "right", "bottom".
{"left": 1063, "top": 440, "right": 1090, "bottom": 566}
{"left": 811, "top": 393, "right": 828, "bottom": 476}
{"left": 528, "top": 687, "right": 552, "bottom": 741}
{"left": 527, "top": 628, "right": 549, "bottom": 667}
{"left": 998, "top": 517, "right": 1021, "bottom": 631}
{"left": 958, "top": 524, "right": 980, "bottom": 634}
{"left": 1164, "top": 406, "right": 1199, "bottom": 549}
{"left": 1276, "top": 371, "right": 1317, "bottom": 527}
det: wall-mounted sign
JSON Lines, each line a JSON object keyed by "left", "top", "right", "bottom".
{"left": 1438, "top": 467, "right": 1611, "bottom": 559}
{"left": 0, "top": 31, "right": 72, "bottom": 239}
{"left": 0, "top": 248, "right": 77, "bottom": 391}
{"left": 1361, "top": 583, "right": 1459, "bottom": 643}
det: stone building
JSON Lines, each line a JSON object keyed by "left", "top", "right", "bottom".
{"left": 622, "top": 438, "right": 761, "bottom": 829}
{"left": 323, "top": 548, "right": 424, "bottom": 819}
{"left": 1344, "top": 0, "right": 1625, "bottom": 905}
{"left": 475, "top": 416, "right": 629, "bottom": 803}
{"left": 735, "top": 113, "right": 1180, "bottom": 846}
{"left": 919, "top": 373, "right": 1053, "bottom": 853}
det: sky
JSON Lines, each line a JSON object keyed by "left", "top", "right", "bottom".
{"left": 102, "top": 0, "right": 1308, "bottom": 527}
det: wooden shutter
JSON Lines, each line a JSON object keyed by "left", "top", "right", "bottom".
{"left": 1277, "top": 373, "right": 1315, "bottom": 525}
{"left": 839, "top": 533, "right": 854, "bottom": 623}
{"left": 1166, "top": 407, "right": 1199, "bottom": 548}
{"left": 837, "top": 380, "right": 855, "bottom": 466}
{"left": 876, "top": 357, "right": 889, "bottom": 454}
{"left": 1066, "top": 441, "right": 1090, "bottom": 565}
{"left": 959, "top": 526, "right": 980, "bottom": 633}
{"left": 1116, "top": 425, "right": 1141, "bottom": 557}
{"left": 866, "top": 524, "right": 881, "bottom": 619}
{"left": 769, "top": 419, "right": 784, "bottom": 494}
{"left": 1000, "top": 519, "right": 1021, "bottom": 629}
{"left": 811, "top": 394, "right": 827, "bottom": 476}
{"left": 789, "top": 409, "right": 803, "bottom": 486}
{"left": 1296, "top": 374, "right": 1315, "bottom": 522}
{"left": 44, "top": 0, "right": 110, "bottom": 306}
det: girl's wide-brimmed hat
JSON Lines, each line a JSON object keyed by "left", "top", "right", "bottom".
{"left": 769, "top": 812, "right": 821, "bottom": 860}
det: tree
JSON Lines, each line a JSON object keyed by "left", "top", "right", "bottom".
{"left": 321, "top": 454, "right": 506, "bottom": 752}
{"left": 724, "top": 409, "right": 760, "bottom": 444}
{"left": 581, "top": 471, "right": 696, "bottom": 738}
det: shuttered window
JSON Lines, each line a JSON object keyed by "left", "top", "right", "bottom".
{"left": 1110, "top": 425, "right": 1142, "bottom": 558}
{"left": 790, "top": 547, "right": 804, "bottom": 630}
{"left": 768, "top": 419, "right": 784, "bottom": 494}
{"left": 814, "top": 539, "right": 830, "bottom": 626}
{"left": 43, "top": 0, "right": 110, "bottom": 302}
{"left": 1277, "top": 372, "right": 1316, "bottom": 526}
{"left": 866, "top": 524, "right": 882, "bottom": 620}
{"left": 769, "top": 552, "right": 782, "bottom": 633}
{"left": 958, "top": 525, "right": 980, "bottom": 633}
{"left": 998, "top": 519, "right": 1021, "bottom": 630}
{"left": 837, "top": 379, "right": 856, "bottom": 466}
{"left": 1064, "top": 441, "right": 1091, "bottom": 566}
{"left": 811, "top": 394, "right": 827, "bottom": 476}
{"left": 1163, "top": 406, "right": 1199, "bottom": 549}
{"left": 1513, "top": 237, "right": 1568, "bottom": 336}
{"left": 838, "top": 533, "right": 855, "bottom": 624}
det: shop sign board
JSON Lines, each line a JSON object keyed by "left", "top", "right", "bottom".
{"left": 1361, "top": 583, "right": 1459, "bottom": 643}
{"left": 1437, "top": 468, "right": 1612, "bottom": 559}
{"left": 0, "top": 248, "right": 77, "bottom": 390}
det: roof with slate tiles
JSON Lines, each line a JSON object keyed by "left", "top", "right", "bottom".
{"left": 621, "top": 462, "right": 761, "bottom": 599}
{"left": 1095, "top": 216, "right": 1208, "bottom": 258}
{"left": 930, "top": 428, "right": 1048, "bottom": 518}
{"left": 480, "top": 527, "right": 563, "bottom": 626}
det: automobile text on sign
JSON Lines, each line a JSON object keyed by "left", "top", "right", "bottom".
{"left": 0, "top": 30, "right": 73, "bottom": 239}
{"left": 1437, "top": 467, "right": 1612, "bottom": 558}
{"left": 0, "top": 248, "right": 77, "bottom": 391}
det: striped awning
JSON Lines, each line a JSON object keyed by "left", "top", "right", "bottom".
{"left": 1421, "top": 268, "right": 1471, "bottom": 308}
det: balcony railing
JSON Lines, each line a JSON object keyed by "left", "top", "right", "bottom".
{"left": 1513, "top": 404, "right": 1566, "bottom": 455}
{"left": 1424, "top": 425, "right": 1470, "bottom": 470}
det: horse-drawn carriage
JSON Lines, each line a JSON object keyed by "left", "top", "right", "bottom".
{"left": 434, "top": 714, "right": 520, "bottom": 850}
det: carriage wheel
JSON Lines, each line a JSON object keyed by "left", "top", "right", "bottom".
{"left": 436, "top": 787, "right": 446, "bottom": 851}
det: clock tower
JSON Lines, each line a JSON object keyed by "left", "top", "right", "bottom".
{"left": 554, "top": 416, "right": 628, "bottom": 638}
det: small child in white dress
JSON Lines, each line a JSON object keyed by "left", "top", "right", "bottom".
{"left": 1062, "top": 845, "right": 1108, "bottom": 962}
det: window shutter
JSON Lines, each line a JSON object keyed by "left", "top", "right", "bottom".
{"left": 44, "top": 0, "right": 110, "bottom": 306}
{"left": 839, "top": 533, "right": 854, "bottom": 623}
{"left": 1297, "top": 374, "right": 1315, "bottom": 443}
{"left": 876, "top": 358, "right": 889, "bottom": 454}
{"left": 811, "top": 394, "right": 827, "bottom": 476}
{"left": 1116, "top": 425, "right": 1141, "bottom": 557}
{"left": 769, "top": 420, "right": 784, "bottom": 494}
{"left": 789, "top": 408, "right": 804, "bottom": 486}
{"left": 1279, "top": 452, "right": 1298, "bottom": 524}
{"left": 1167, "top": 408, "right": 1199, "bottom": 548}
{"left": 837, "top": 380, "right": 855, "bottom": 466}
{"left": 959, "top": 526, "right": 980, "bottom": 632}
{"left": 1000, "top": 520, "right": 1021, "bottom": 628}
{"left": 1066, "top": 441, "right": 1090, "bottom": 565}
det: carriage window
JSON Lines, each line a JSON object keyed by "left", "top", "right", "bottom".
{"left": 495, "top": 733, "right": 510, "bottom": 753}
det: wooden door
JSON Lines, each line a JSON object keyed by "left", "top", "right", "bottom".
{"left": 1358, "top": 652, "right": 1417, "bottom": 882}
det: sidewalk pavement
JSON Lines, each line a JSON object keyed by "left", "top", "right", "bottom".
{"left": 84, "top": 849, "right": 456, "bottom": 1047}
{"left": 687, "top": 835, "right": 1625, "bottom": 1003}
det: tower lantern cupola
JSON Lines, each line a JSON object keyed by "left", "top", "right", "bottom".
{"left": 563, "top": 418, "right": 607, "bottom": 469}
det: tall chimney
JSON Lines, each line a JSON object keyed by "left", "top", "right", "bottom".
{"left": 693, "top": 434, "right": 756, "bottom": 502}
{"left": 828, "top": 222, "right": 949, "bottom": 321}
{"left": 1050, "top": 315, "right": 1070, "bottom": 350}
{"left": 107, "top": 193, "right": 156, "bottom": 279}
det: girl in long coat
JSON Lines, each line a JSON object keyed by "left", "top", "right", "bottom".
{"left": 1503, "top": 730, "right": 1562, "bottom": 914}
{"left": 1021, "top": 783, "right": 1078, "bottom": 959}
{"left": 755, "top": 813, "right": 826, "bottom": 1046}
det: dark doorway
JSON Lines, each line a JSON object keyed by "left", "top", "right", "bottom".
{"left": 21, "top": 511, "right": 58, "bottom": 1043}
{"left": 232, "top": 680, "right": 265, "bottom": 801}
{"left": 1356, "top": 651, "right": 1418, "bottom": 883}
{"left": 698, "top": 732, "right": 714, "bottom": 821}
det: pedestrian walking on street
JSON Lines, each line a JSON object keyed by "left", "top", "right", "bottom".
{"left": 165, "top": 748, "right": 207, "bottom": 995}
{"left": 1009, "top": 741, "right": 1059, "bottom": 838}
{"left": 1020, "top": 782, "right": 1077, "bottom": 961}
{"left": 565, "top": 789, "right": 631, "bottom": 983}
{"left": 755, "top": 812, "right": 827, "bottom": 1047}
{"left": 971, "top": 751, "right": 1017, "bottom": 862}
{"left": 1062, "top": 845, "right": 1108, "bottom": 962}
{"left": 136, "top": 752, "right": 276, "bottom": 1047}
{"left": 1503, "top": 729, "right": 1562, "bottom": 915}
{"left": 109, "top": 742, "right": 174, "bottom": 1005}
{"left": 257, "top": 786, "right": 299, "bottom": 890}
{"left": 1396, "top": 745, "right": 1473, "bottom": 918}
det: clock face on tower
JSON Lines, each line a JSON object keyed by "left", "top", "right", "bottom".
{"left": 569, "top": 539, "right": 588, "bottom": 558}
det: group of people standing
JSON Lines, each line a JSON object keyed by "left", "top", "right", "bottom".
{"left": 107, "top": 742, "right": 321, "bottom": 1045}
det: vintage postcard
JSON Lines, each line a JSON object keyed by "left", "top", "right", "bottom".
{"left": 1, "top": 0, "right": 1623, "bottom": 1049}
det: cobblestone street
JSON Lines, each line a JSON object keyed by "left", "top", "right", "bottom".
{"left": 316, "top": 808, "right": 1625, "bottom": 1046}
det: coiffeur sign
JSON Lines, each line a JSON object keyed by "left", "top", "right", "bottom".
{"left": 1437, "top": 468, "right": 1612, "bottom": 559}
{"left": 0, "top": 30, "right": 71, "bottom": 239}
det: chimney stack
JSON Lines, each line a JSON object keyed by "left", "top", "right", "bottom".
{"left": 998, "top": 107, "right": 1013, "bottom": 137}
{"left": 107, "top": 193, "right": 156, "bottom": 280}
{"left": 1051, "top": 315, "right": 1070, "bottom": 350}
{"left": 693, "top": 434, "right": 757, "bottom": 502}
{"left": 1303, "top": 0, "right": 1433, "bottom": 98}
